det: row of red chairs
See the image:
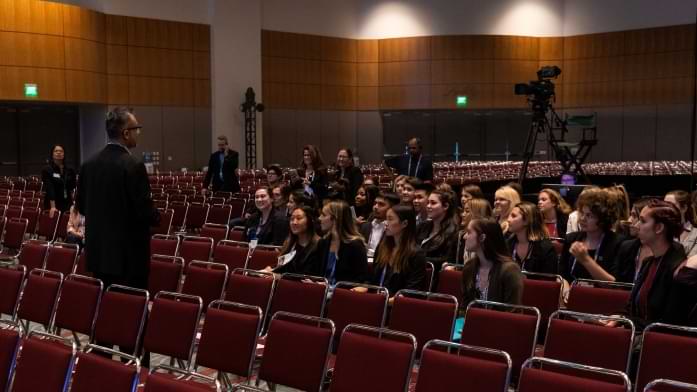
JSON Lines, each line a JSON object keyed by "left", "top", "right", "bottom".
{"left": 151, "top": 201, "right": 243, "bottom": 235}
{"left": 0, "top": 212, "right": 69, "bottom": 257}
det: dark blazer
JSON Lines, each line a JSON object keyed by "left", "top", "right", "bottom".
{"left": 506, "top": 236, "right": 559, "bottom": 275}
{"left": 334, "top": 165, "right": 364, "bottom": 205}
{"left": 273, "top": 242, "right": 320, "bottom": 276}
{"left": 615, "top": 238, "right": 643, "bottom": 283}
{"left": 554, "top": 213, "right": 569, "bottom": 239}
{"left": 41, "top": 162, "right": 77, "bottom": 212}
{"left": 369, "top": 249, "right": 427, "bottom": 295}
{"left": 461, "top": 260, "right": 524, "bottom": 307}
{"left": 312, "top": 237, "right": 368, "bottom": 284}
{"left": 77, "top": 144, "right": 159, "bottom": 286}
{"left": 204, "top": 149, "right": 240, "bottom": 193}
{"left": 416, "top": 219, "right": 459, "bottom": 269}
{"left": 292, "top": 168, "right": 329, "bottom": 203}
{"left": 627, "top": 242, "right": 688, "bottom": 330}
{"left": 559, "top": 230, "right": 623, "bottom": 282}
{"left": 243, "top": 208, "right": 289, "bottom": 246}
{"left": 386, "top": 154, "right": 434, "bottom": 182}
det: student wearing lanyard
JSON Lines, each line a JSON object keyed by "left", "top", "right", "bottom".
{"left": 506, "top": 202, "right": 558, "bottom": 275}
{"left": 615, "top": 198, "right": 654, "bottom": 283}
{"left": 353, "top": 205, "right": 426, "bottom": 302}
{"left": 460, "top": 218, "right": 523, "bottom": 306}
{"left": 291, "top": 145, "right": 329, "bottom": 203}
{"left": 416, "top": 190, "right": 459, "bottom": 271}
{"left": 384, "top": 138, "right": 434, "bottom": 182}
{"left": 316, "top": 200, "right": 368, "bottom": 286}
{"left": 243, "top": 187, "right": 289, "bottom": 246}
{"left": 264, "top": 206, "right": 321, "bottom": 276}
{"left": 559, "top": 188, "right": 623, "bottom": 283}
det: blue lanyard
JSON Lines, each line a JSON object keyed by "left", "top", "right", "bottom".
{"left": 571, "top": 234, "right": 604, "bottom": 278}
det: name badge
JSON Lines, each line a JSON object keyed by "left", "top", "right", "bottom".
{"left": 53, "top": 173, "right": 61, "bottom": 179}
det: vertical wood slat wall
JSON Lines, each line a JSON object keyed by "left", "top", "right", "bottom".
{"left": 262, "top": 25, "right": 695, "bottom": 111}
{"left": 0, "top": 0, "right": 211, "bottom": 107}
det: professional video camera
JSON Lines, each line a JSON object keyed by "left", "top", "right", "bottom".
{"left": 514, "top": 66, "right": 561, "bottom": 113}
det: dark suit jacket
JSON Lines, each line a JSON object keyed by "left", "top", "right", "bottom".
{"left": 293, "top": 168, "right": 329, "bottom": 203}
{"left": 369, "top": 249, "right": 426, "bottom": 295}
{"left": 615, "top": 238, "right": 643, "bottom": 283}
{"left": 204, "top": 149, "right": 240, "bottom": 193}
{"left": 334, "top": 165, "right": 364, "bottom": 205}
{"left": 416, "top": 219, "right": 459, "bottom": 269}
{"left": 559, "top": 230, "right": 623, "bottom": 282}
{"left": 312, "top": 237, "right": 368, "bottom": 284}
{"left": 243, "top": 207, "right": 289, "bottom": 246}
{"left": 506, "top": 236, "right": 559, "bottom": 275}
{"left": 273, "top": 242, "right": 320, "bottom": 276}
{"left": 77, "top": 144, "right": 159, "bottom": 285}
{"left": 386, "top": 154, "right": 434, "bottom": 182}
{"left": 461, "top": 260, "right": 524, "bottom": 306}
{"left": 41, "top": 162, "right": 77, "bottom": 212}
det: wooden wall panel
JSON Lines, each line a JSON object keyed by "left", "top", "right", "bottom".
{"left": 357, "top": 40, "right": 378, "bottom": 62}
{"left": 0, "top": 65, "right": 66, "bottom": 101}
{"left": 193, "top": 51, "right": 210, "bottom": 79}
{"left": 106, "top": 44, "right": 128, "bottom": 74}
{"left": 357, "top": 63, "right": 378, "bottom": 86}
{"left": 432, "top": 83, "right": 494, "bottom": 109}
{"left": 321, "top": 85, "right": 356, "bottom": 110}
{"left": 431, "top": 35, "right": 495, "bottom": 59}
{"left": 107, "top": 74, "right": 129, "bottom": 104}
{"left": 159, "top": 77, "right": 193, "bottom": 106}
{"left": 494, "top": 36, "right": 539, "bottom": 60}
{"left": 63, "top": 5, "right": 104, "bottom": 42}
{"left": 379, "top": 37, "right": 431, "bottom": 62}
{"left": 193, "top": 24, "right": 210, "bottom": 51}
{"left": 356, "top": 86, "right": 378, "bottom": 110}
{"left": 105, "top": 15, "right": 128, "bottom": 45}
{"left": 539, "top": 37, "right": 563, "bottom": 60}
{"left": 194, "top": 79, "right": 211, "bottom": 107}
{"left": 624, "top": 24, "right": 694, "bottom": 55}
{"left": 431, "top": 60, "right": 495, "bottom": 84}
{"left": 321, "top": 61, "right": 356, "bottom": 86}
{"left": 65, "top": 70, "right": 106, "bottom": 103}
{"left": 321, "top": 37, "right": 356, "bottom": 62}
{"left": 128, "top": 76, "right": 161, "bottom": 106}
{"left": 64, "top": 37, "right": 106, "bottom": 72}
{"left": 0, "top": 32, "right": 64, "bottom": 68}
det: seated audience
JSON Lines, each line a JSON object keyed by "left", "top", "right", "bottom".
{"left": 287, "top": 188, "right": 316, "bottom": 212}
{"left": 456, "top": 198, "right": 493, "bottom": 265}
{"left": 506, "top": 202, "right": 558, "bottom": 274}
{"left": 494, "top": 185, "right": 521, "bottom": 234}
{"left": 316, "top": 200, "right": 368, "bottom": 285}
{"left": 416, "top": 189, "right": 459, "bottom": 270}
{"left": 354, "top": 184, "right": 379, "bottom": 224}
{"left": 394, "top": 175, "right": 408, "bottom": 195}
{"left": 567, "top": 186, "right": 601, "bottom": 233}
{"left": 607, "top": 185, "right": 631, "bottom": 234}
{"left": 266, "top": 206, "right": 321, "bottom": 275}
{"left": 359, "top": 192, "right": 401, "bottom": 257}
{"left": 266, "top": 164, "right": 283, "bottom": 189}
{"left": 334, "top": 148, "right": 363, "bottom": 205}
{"left": 271, "top": 184, "right": 290, "bottom": 216}
{"left": 400, "top": 177, "right": 421, "bottom": 206}
{"left": 665, "top": 190, "right": 697, "bottom": 257}
{"left": 538, "top": 188, "right": 572, "bottom": 238}
{"left": 413, "top": 181, "right": 434, "bottom": 227}
{"left": 615, "top": 198, "right": 653, "bottom": 283}
{"left": 291, "top": 144, "right": 329, "bottom": 203}
{"left": 460, "top": 184, "right": 485, "bottom": 208}
{"left": 65, "top": 205, "right": 85, "bottom": 247}
{"left": 244, "top": 187, "right": 289, "bottom": 246}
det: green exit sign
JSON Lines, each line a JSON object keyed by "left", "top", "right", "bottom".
{"left": 24, "top": 83, "right": 38, "bottom": 98}
{"left": 456, "top": 95, "right": 468, "bottom": 107}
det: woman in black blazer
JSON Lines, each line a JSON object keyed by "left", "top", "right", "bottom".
{"left": 334, "top": 148, "right": 364, "bottom": 206}
{"left": 267, "top": 206, "right": 321, "bottom": 276}
{"left": 355, "top": 205, "right": 426, "bottom": 298}
{"left": 41, "top": 144, "right": 77, "bottom": 217}
{"left": 506, "top": 202, "right": 558, "bottom": 275}
{"left": 291, "top": 145, "right": 329, "bottom": 203}
{"left": 244, "top": 187, "right": 289, "bottom": 246}
{"left": 314, "top": 200, "right": 368, "bottom": 285}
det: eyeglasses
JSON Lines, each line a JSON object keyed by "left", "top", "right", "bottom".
{"left": 124, "top": 126, "right": 142, "bottom": 135}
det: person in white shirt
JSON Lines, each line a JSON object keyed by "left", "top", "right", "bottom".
{"left": 359, "top": 192, "right": 401, "bottom": 257}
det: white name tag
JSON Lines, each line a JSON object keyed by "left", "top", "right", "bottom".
{"left": 53, "top": 173, "right": 61, "bottom": 179}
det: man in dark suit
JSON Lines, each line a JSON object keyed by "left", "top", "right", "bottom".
{"left": 203, "top": 135, "right": 241, "bottom": 194}
{"left": 385, "top": 137, "right": 434, "bottom": 182}
{"left": 77, "top": 107, "right": 159, "bottom": 290}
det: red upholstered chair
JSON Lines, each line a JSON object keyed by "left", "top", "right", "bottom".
{"left": 228, "top": 226, "right": 246, "bottom": 242}
{"left": 44, "top": 242, "right": 79, "bottom": 276}
{"left": 326, "top": 282, "right": 388, "bottom": 350}
{"left": 644, "top": 379, "right": 697, "bottom": 392}
{"left": 227, "top": 198, "right": 246, "bottom": 220}
{"left": 207, "top": 204, "right": 232, "bottom": 226}
{"left": 23, "top": 198, "right": 40, "bottom": 209}
{"left": 415, "top": 339, "right": 512, "bottom": 392}
{"left": 193, "top": 301, "right": 262, "bottom": 382}
{"left": 331, "top": 324, "right": 417, "bottom": 392}
{"left": 437, "top": 263, "right": 464, "bottom": 300}
{"left": 268, "top": 273, "right": 328, "bottom": 320}
{"left": 55, "top": 211, "right": 70, "bottom": 241}
{"left": 567, "top": 279, "right": 633, "bottom": 316}
{"left": 0, "top": 218, "right": 29, "bottom": 258}
{"left": 388, "top": 290, "right": 458, "bottom": 354}
{"left": 246, "top": 245, "right": 281, "bottom": 270}
{"left": 257, "top": 312, "right": 334, "bottom": 392}
{"left": 91, "top": 285, "right": 149, "bottom": 357}
{"left": 0, "top": 264, "right": 26, "bottom": 319}
{"left": 207, "top": 197, "right": 226, "bottom": 206}
{"left": 52, "top": 274, "right": 103, "bottom": 339}
{"left": 153, "top": 199, "right": 168, "bottom": 210}
{"left": 5, "top": 206, "right": 21, "bottom": 220}
{"left": 15, "top": 269, "right": 63, "bottom": 332}
{"left": 148, "top": 255, "right": 185, "bottom": 296}
{"left": 170, "top": 201, "right": 189, "bottom": 233}
{"left": 35, "top": 210, "right": 59, "bottom": 241}
{"left": 150, "top": 234, "right": 180, "bottom": 257}
{"left": 70, "top": 345, "right": 140, "bottom": 392}
{"left": 0, "top": 320, "right": 22, "bottom": 392}
{"left": 521, "top": 272, "right": 563, "bottom": 342}
{"left": 19, "top": 207, "right": 40, "bottom": 237}
{"left": 143, "top": 292, "right": 203, "bottom": 367}
{"left": 184, "top": 203, "right": 210, "bottom": 233}
{"left": 75, "top": 250, "right": 89, "bottom": 276}
{"left": 518, "top": 357, "right": 631, "bottom": 392}
{"left": 181, "top": 261, "right": 229, "bottom": 308}
{"left": 224, "top": 269, "right": 276, "bottom": 326}
{"left": 213, "top": 240, "right": 250, "bottom": 271}
{"left": 421, "top": 261, "right": 434, "bottom": 291}
{"left": 179, "top": 236, "right": 214, "bottom": 270}
{"left": 635, "top": 323, "right": 697, "bottom": 392}
{"left": 16, "top": 240, "right": 49, "bottom": 272}
{"left": 151, "top": 209, "right": 173, "bottom": 235}
{"left": 200, "top": 223, "right": 229, "bottom": 246}
{"left": 9, "top": 331, "right": 77, "bottom": 392}
{"left": 144, "top": 366, "right": 220, "bottom": 391}
{"left": 460, "top": 300, "right": 541, "bottom": 380}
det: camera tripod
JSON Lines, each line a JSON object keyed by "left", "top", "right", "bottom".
{"left": 518, "top": 103, "right": 597, "bottom": 184}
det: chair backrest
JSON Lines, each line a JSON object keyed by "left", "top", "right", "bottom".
{"left": 421, "top": 261, "right": 434, "bottom": 291}
{"left": 544, "top": 310, "right": 635, "bottom": 376}
{"left": 268, "top": 274, "right": 329, "bottom": 319}
{"left": 151, "top": 209, "right": 173, "bottom": 236}
{"left": 55, "top": 212, "right": 70, "bottom": 240}
{"left": 327, "top": 282, "right": 388, "bottom": 349}
{"left": 16, "top": 269, "right": 64, "bottom": 329}
{"left": 92, "top": 285, "right": 149, "bottom": 357}
{"left": 36, "top": 210, "right": 59, "bottom": 241}
{"left": 0, "top": 264, "right": 26, "bottom": 318}
{"left": 170, "top": 201, "right": 189, "bottom": 231}
{"left": 147, "top": 255, "right": 185, "bottom": 296}
{"left": 388, "top": 289, "right": 458, "bottom": 354}
{"left": 228, "top": 198, "right": 246, "bottom": 220}
{"left": 5, "top": 206, "right": 22, "bottom": 220}
{"left": 644, "top": 379, "right": 697, "bottom": 392}
{"left": 246, "top": 245, "right": 280, "bottom": 270}
{"left": 259, "top": 312, "right": 335, "bottom": 392}
{"left": 17, "top": 240, "right": 49, "bottom": 272}
{"left": 52, "top": 274, "right": 103, "bottom": 337}
{"left": 636, "top": 323, "right": 697, "bottom": 391}
{"left": 200, "top": 223, "right": 229, "bottom": 245}
{"left": 207, "top": 204, "right": 232, "bottom": 225}
{"left": 460, "top": 300, "right": 541, "bottom": 379}
{"left": 19, "top": 207, "right": 39, "bottom": 235}
{"left": 70, "top": 345, "right": 140, "bottom": 392}
{"left": 144, "top": 366, "right": 220, "bottom": 392}
{"left": 567, "top": 279, "right": 633, "bottom": 316}
{"left": 181, "top": 261, "right": 229, "bottom": 308}
{"left": 521, "top": 272, "right": 563, "bottom": 341}
{"left": 179, "top": 236, "right": 214, "bottom": 269}
{"left": 228, "top": 226, "right": 246, "bottom": 242}
{"left": 194, "top": 301, "right": 262, "bottom": 378}
{"left": 2, "top": 218, "right": 28, "bottom": 251}
{"left": 0, "top": 320, "right": 22, "bottom": 392}
{"left": 332, "top": 324, "right": 417, "bottom": 392}
{"left": 224, "top": 269, "right": 276, "bottom": 324}
{"left": 44, "top": 242, "right": 79, "bottom": 276}
{"left": 415, "top": 339, "right": 512, "bottom": 392}
{"left": 184, "top": 203, "right": 210, "bottom": 231}
{"left": 9, "top": 331, "right": 76, "bottom": 392}
{"left": 75, "top": 250, "right": 89, "bottom": 276}
{"left": 518, "top": 357, "right": 631, "bottom": 392}
{"left": 213, "top": 240, "right": 250, "bottom": 271}
{"left": 436, "top": 263, "right": 463, "bottom": 299}
{"left": 150, "top": 234, "right": 180, "bottom": 257}
{"left": 143, "top": 291, "right": 203, "bottom": 362}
